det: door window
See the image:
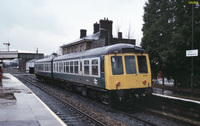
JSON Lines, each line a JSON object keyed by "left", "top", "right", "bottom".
{"left": 137, "top": 56, "right": 148, "bottom": 73}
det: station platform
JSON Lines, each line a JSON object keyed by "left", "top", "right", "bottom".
{"left": 153, "top": 86, "right": 200, "bottom": 104}
{"left": 0, "top": 73, "right": 66, "bottom": 126}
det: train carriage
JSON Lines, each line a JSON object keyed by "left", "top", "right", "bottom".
{"left": 35, "top": 43, "right": 152, "bottom": 104}
{"left": 35, "top": 57, "right": 53, "bottom": 80}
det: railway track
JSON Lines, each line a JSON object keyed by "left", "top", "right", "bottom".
{"left": 13, "top": 74, "right": 160, "bottom": 126}
{"left": 13, "top": 73, "right": 200, "bottom": 126}
{"left": 14, "top": 74, "right": 107, "bottom": 126}
{"left": 138, "top": 95, "right": 200, "bottom": 126}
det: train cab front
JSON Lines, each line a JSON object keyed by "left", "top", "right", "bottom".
{"left": 104, "top": 52, "right": 153, "bottom": 103}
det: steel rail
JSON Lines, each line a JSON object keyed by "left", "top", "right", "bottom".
{"left": 14, "top": 74, "right": 106, "bottom": 126}
{"left": 137, "top": 105, "right": 200, "bottom": 126}
{"left": 14, "top": 74, "right": 161, "bottom": 126}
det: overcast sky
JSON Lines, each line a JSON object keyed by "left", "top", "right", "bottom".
{"left": 0, "top": 0, "right": 147, "bottom": 55}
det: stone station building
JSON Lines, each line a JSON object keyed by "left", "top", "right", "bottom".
{"left": 61, "top": 18, "right": 136, "bottom": 55}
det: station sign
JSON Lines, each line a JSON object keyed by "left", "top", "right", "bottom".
{"left": 188, "top": 1, "right": 199, "bottom": 4}
{"left": 186, "top": 49, "right": 198, "bottom": 57}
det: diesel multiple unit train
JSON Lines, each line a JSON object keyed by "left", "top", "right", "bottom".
{"left": 35, "top": 43, "right": 152, "bottom": 105}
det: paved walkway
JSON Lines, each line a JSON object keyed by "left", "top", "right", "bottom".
{"left": 0, "top": 73, "right": 66, "bottom": 126}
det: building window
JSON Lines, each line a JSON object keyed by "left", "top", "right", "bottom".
{"left": 67, "top": 47, "right": 70, "bottom": 54}
{"left": 71, "top": 47, "right": 73, "bottom": 53}
{"left": 80, "top": 45, "right": 83, "bottom": 51}
{"left": 75, "top": 46, "right": 78, "bottom": 52}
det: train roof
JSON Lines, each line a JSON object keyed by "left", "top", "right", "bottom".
{"left": 35, "top": 57, "right": 54, "bottom": 63}
{"left": 54, "top": 43, "right": 146, "bottom": 61}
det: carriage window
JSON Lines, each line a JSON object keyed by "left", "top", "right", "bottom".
{"left": 38, "top": 64, "right": 43, "bottom": 71}
{"left": 42, "top": 64, "right": 44, "bottom": 71}
{"left": 66, "top": 62, "right": 69, "bottom": 73}
{"left": 45, "top": 63, "right": 50, "bottom": 72}
{"left": 70, "top": 61, "right": 73, "bottom": 73}
{"left": 80, "top": 61, "right": 82, "bottom": 71}
{"left": 45, "top": 64, "right": 47, "bottom": 71}
{"left": 84, "top": 60, "right": 89, "bottom": 75}
{"left": 53, "top": 63, "right": 55, "bottom": 71}
{"left": 137, "top": 56, "right": 148, "bottom": 73}
{"left": 111, "top": 56, "right": 123, "bottom": 75}
{"left": 59, "top": 62, "right": 62, "bottom": 73}
{"left": 57, "top": 63, "right": 59, "bottom": 72}
{"left": 92, "top": 59, "right": 98, "bottom": 75}
{"left": 38, "top": 64, "right": 41, "bottom": 71}
{"left": 125, "top": 56, "right": 136, "bottom": 74}
{"left": 74, "top": 61, "right": 78, "bottom": 74}
{"left": 64, "top": 62, "right": 66, "bottom": 72}
{"left": 48, "top": 63, "right": 51, "bottom": 72}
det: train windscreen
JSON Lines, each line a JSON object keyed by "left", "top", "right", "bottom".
{"left": 111, "top": 56, "right": 123, "bottom": 75}
{"left": 137, "top": 56, "right": 148, "bottom": 73}
{"left": 125, "top": 56, "right": 136, "bottom": 74}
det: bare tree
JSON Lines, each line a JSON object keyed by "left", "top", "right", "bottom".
{"left": 127, "top": 23, "right": 134, "bottom": 39}
{"left": 115, "top": 20, "right": 123, "bottom": 35}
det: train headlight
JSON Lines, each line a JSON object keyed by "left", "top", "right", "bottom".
{"left": 143, "top": 80, "right": 147, "bottom": 84}
{"left": 116, "top": 81, "right": 120, "bottom": 87}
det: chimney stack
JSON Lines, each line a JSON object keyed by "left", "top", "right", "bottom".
{"left": 99, "top": 18, "right": 113, "bottom": 39}
{"left": 118, "top": 32, "right": 122, "bottom": 39}
{"left": 93, "top": 22, "right": 99, "bottom": 34}
{"left": 80, "top": 29, "right": 87, "bottom": 38}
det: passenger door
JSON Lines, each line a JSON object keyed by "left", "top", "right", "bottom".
{"left": 136, "top": 55, "right": 151, "bottom": 88}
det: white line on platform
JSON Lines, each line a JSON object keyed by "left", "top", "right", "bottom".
{"left": 153, "top": 93, "right": 200, "bottom": 104}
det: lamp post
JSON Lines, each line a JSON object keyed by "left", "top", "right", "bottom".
{"left": 188, "top": 1, "right": 199, "bottom": 95}
{"left": 191, "top": 3, "right": 194, "bottom": 94}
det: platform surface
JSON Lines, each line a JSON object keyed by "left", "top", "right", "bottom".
{"left": 153, "top": 87, "right": 200, "bottom": 104}
{"left": 0, "top": 73, "right": 66, "bottom": 126}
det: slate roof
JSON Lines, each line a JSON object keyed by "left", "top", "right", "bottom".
{"left": 61, "top": 32, "right": 100, "bottom": 48}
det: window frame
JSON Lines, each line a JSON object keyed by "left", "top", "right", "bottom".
{"left": 137, "top": 56, "right": 148, "bottom": 74}
{"left": 91, "top": 59, "right": 99, "bottom": 76}
{"left": 82, "top": 57, "right": 100, "bottom": 77}
{"left": 111, "top": 56, "right": 124, "bottom": 75}
{"left": 125, "top": 55, "right": 137, "bottom": 74}
{"left": 83, "top": 59, "right": 90, "bottom": 75}
{"left": 53, "top": 57, "right": 100, "bottom": 78}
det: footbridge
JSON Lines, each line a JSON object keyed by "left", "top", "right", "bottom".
{"left": 0, "top": 51, "right": 44, "bottom": 71}
{"left": 0, "top": 51, "right": 43, "bottom": 60}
